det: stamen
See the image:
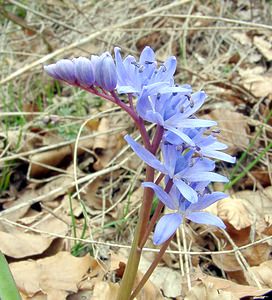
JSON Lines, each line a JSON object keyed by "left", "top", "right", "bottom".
{"left": 131, "top": 61, "right": 141, "bottom": 68}
{"left": 139, "top": 65, "right": 144, "bottom": 73}
{"left": 161, "top": 64, "right": 167, "bottom": 72}
{"left": 156, "top": 93, "right": 161, "bottom": 100}
{"left": 145, "top": 60, "right": 154, "bottom": 65}
{"left": 185, "top": 95, "right": 194, "bottom": 107}
{"left": 212, "top": 129, "right": 221, "bottom": 134}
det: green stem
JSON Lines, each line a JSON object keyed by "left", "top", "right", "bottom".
{"left": 129, "top": 236, "right": 173, "bottom": 300}
{"left": 0, "top": 251, "right": 21, "bottom": 300}
{"left": 117, "top": 166, "right": 155, "bottom": 300}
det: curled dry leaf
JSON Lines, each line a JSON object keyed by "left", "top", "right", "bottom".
{"left": 184, "top": 282, "right": 237, "bottom": 300}
{"left": 245, "top": 260, "right": 272, "bottom": 288}
{"left": 92, "top": 282, "right": 119, "bottom": 300}
{"left": 212, "top": 242, "right": 271, "bottom": 273}
{"left": 239, "top": 66, "right": 272, "bottom": 98}
{"left": 253, "top": 36, "right": 272, "bottom": 61}
{"left": 206, "top": 109, "right": 249, "bottom": 154}
{"left": 3, "top": 172, "right": 74, "bottom": 221}
{"left": 10, "top": 252, "right": 93, "bottom": 299}
{"left": 0, "top": 214, "right": 68, "bottom": 258}
{"left": 199, "top": 275, "right": 270, "bottom": 299}
{"left": 29, "top": 137, "right": 94, "bottom": 177}
{"left": 206, "top": 197, "right": 253, "bottom": 231}
{"left": 139, "top": 251, "right": 181, "bottom": 298}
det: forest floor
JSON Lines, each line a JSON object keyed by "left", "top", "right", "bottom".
{"left": 0, "top": 0, "right": 272, "bottom": 299}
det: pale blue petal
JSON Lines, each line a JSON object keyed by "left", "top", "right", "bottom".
{"left": 166, "top": 115, "right": 216, "bottom": 128}
{"left": 184, "top": 172, "right": 229, "bottom": 182}
{"left": 139, "top": 46, "right": 155, "bottom": 65}
{"left": 186, "top": 212, "right": 226, "bottom": 228}
{"left": 142, "top": 182, "right": 177, "bottom": 210}
{"left": 164, "top": 126, "right": 195, "bottom": 146}
{"left": 189, "top": 192, "right": 227, "bottom": 211}
{"left": 55, "top": 59, "right": 76, "bottom": 83}
{"left": 124, "top": 135, "right": 167, "bottom": 173}
{"left": 180, "top": 91, "right": 207, "bottom": 119}
{"left": 117, "top": 85, "right": 139, "bottom": 94}
{"left": 201, "top": 149, "right": 236, "bottom": 163}
{"left": 161, "top": 144, "right": 177, "bottom": 177}
{"left": 173, "top": 178, "right": 198, "bottom": 203}
{"left": 145, "top": 111, "right": 165, "bottom": 125}
{"left": 153, "top": 213, "right": 182, "bottom": 245}
{"left": 74, "top": 57, "right": 95, "bottom": 86}
{"left": 44, "top": 64, "right": 61, "bottom": 80}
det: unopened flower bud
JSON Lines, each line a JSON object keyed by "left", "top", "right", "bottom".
{"left": 95, "top": 52, "right": 117, "bottom": 91}
{"left": 74, "top": 57, "right": 95, "bottom": 87}
{"left": 44, "top": 59, "right": 76, "bottom": 84}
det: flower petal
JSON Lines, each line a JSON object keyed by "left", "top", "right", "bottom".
{"left": 164, "top": 126, "right": 195, "bottom": 146}
{"left": 167, "top": 118, "right": 217, "bottom": 128}
{"left": 173, "top": 179, "right": 198, "bottom": 203}
{"left": 142, "top": 182, "right": 177, "bottom": 210}
{"left": 153, "top": 213, "right": 182, "bottom": 245}
{"left": 186, "top": 212, "right": 226, "bottom": 228}
{"left": 183, "top": 172, "right": 229, "bottom": 182}
{"left": 201, "top": 149, "right": 236, "bottom": 163}
{"left": 124, "top": 135, "right": 167, "bottom": 173}
{"left": 189, "top": 192, "right": 227, "bottom": 210}
{"left": 55, "top": 59, "right": 76, "bottom": 83}
{"left": 74, "top": 57, "right": 95, "bottom": 86}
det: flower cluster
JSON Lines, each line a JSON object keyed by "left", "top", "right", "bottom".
{"left": 44, "top": 46, "right": 235, "bottom": 245}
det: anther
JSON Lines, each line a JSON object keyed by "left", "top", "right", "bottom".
{"left": 161, "top": 64, "right": 167, "bottom": 72}
{"left": 145, "top": 60, "right": 154, "bottom": 65}
{"left": 138, "top": 65, "right": 144, "bottom": 73}
{"left": 185, "top": 95, "right": 194, "bottom": 107}
{"left": 180, "top": 106, "right": 185, "bottom": 113}
{"left": 131, "top": 61, "right": 141, "bottom": 68}
{"left": 212, "top": 129, "right": 221, "bottom": 134}
{"left": 156, "top": 93, "right": 161, "bottom": 100}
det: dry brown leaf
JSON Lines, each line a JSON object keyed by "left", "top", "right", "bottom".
{"left": 93, "top": 117, "right": 110, "bottom": 153}
{"left": 139, "top": 251, "right": 181, "bottom": 298}
{"left": 10, "top": 252, "right": 93, "bottom": 298}
{"left": 29, "top": 137, "right": 94, "bottom": 177}
{"left": 3, "top": 173, "right": 74, "bottom": 221}
{"left": 206, "top": 110, "right": 249, "bottom": 153}
{"left": 246, "top": 260, "right": 272, "bottom": 288}
{"left": 92, "top": 282, "right": 119, "bottom": 300}
{"left": 239, "top": 66, "right": 272, "bottom": 98}
{"left": 253, "top": 36, "right": 272, "bottom": 61}
{"left": 0, "top": 214, "right": 68, "bottom": 258}
{"left": 184, "top": 282, "right": 237, "bottom": 300}
{"left": 199, "top": 275, "right": 270, "bottom": 298}
{"left": 206, "top": 197, "right": 253, "bottom": 231}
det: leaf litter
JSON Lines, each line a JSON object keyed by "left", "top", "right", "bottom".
{"left": 1, "top": 0, "right": 272, "bottom": 299}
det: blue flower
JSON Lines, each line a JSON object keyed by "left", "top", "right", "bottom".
{"left": 125, "top": 135, "right": 229, "bottom": 203}
{"left": 142, "top": 183, "right": 226, "bottom": 245}
{"left": 165, "top": 127, "right": 236, "bottom": 163}
{"left": 136, "top": 90, "right": 217, "bottom": 145}
{"left": 114, "top": 46, "right": 178, "bottom": 95}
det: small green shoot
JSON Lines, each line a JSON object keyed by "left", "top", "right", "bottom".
{"left": 0, "top": 251, "right": 21, "bottom": 300}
